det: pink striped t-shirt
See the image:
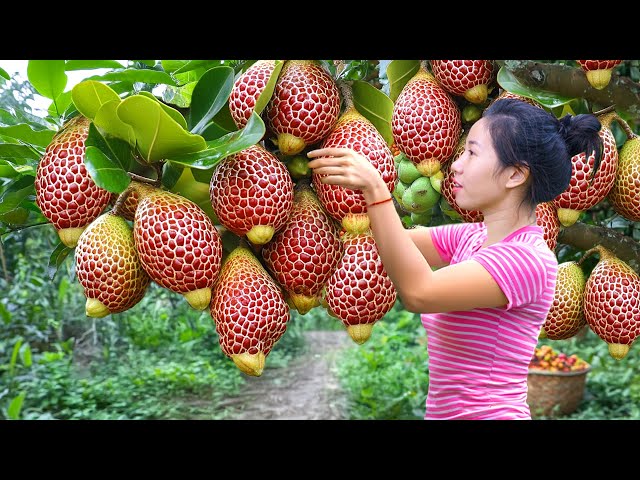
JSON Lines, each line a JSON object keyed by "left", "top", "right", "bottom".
{"left": 421, "top": 222, "right": 558, "bottom": 420}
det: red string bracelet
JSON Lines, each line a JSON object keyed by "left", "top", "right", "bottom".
{"left": 367, "top": 197, "right": 393, "bottom": 208}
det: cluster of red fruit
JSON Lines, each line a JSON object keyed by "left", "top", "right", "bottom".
{"left": 529, "top": 345, "right": 590, "bottom": 372}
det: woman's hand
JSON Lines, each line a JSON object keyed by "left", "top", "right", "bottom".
{"left": 307, "top": 147, "right": 386, "bottom": 194}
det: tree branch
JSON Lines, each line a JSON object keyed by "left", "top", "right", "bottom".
{"left": 497, "top": 61, "right": 640, "bottom": 122}
{"left": 558, "top": 222, "right": 640, "bottom": 274}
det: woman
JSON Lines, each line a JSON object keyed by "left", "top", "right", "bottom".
{"left": 307, "top": 97, "right": 603, "bottom": 420}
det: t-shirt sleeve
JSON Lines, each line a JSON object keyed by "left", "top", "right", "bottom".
{"left": 471, "top": 242, "right": 550, "bottom": 310}
{"left": 428, "top": 222, "right": 477, "bottom": 264}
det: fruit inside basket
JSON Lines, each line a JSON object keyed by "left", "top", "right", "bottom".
{"left": 528, "top": 345, "right": 590, "bottom": 372}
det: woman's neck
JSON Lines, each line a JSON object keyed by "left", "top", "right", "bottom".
{"left": 481, "top": 206, "right": 537, "bottom": 247}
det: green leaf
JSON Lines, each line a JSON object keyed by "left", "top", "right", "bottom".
{"left": 0, "top": 302, "right": 10, "bottom": 324}
{"left": 161, "top": 60, "right": 190, "bottom": 73}
{"left": 352, "top": 80, "right": 394, "bottom": 146}
{"left": 200, "top": 121, "right": 233, "bottom": 141}
{"left": 21, "top": 344, "right": 32, "bottom": 367}
{"left": 71, "top": 80, "right": 121, "bottom": 120}
{"left": 168, "top": 111, "right": 264, "bottom": 169}
{"left": 190, "top": 167, "right": 215, "bottom": 184}
{"left": 85, "top": 69, "right": 177, "bottom": 87}
{"left": 132, "top": 60, "right": 156, "bottom": 67}
{"left": 7, "top": 392, "right": 26, "bottom": 420}
{"left": 174, "top": 60, "right": 224, "bottom": 75}
{"left": 497, "top": 67, "right": 576, "bottom": 108}
{"left": 48, "top": 242, "right": 72, "bottom": 280}
{"left": 0, "top": 66, "right": 8, "bottom": 81}
{"left": 0, "top": 124, "right": 55, "bottom": 147}
{"left": 161, "top": 162, "right": 184, "bottom": 190}
{"left": 174, "top": 68, "right": 209, "bottom": 86}
{"left": 189, "top": 66, "right": 235, "bottom": 134}
{"left": 9, "top": 338, "right": 23, "bottom": 375}
{"left": 0, "top": 176, "right": 34, "bottom": 214}
{"left": 162, "top": 81, "right": 197, "bottom": 108}
{"left": 0, "top": 144, "right": 41, "bottom": 164}
{"left": 27, "top": 60, "right": 67, "bottom": 100}
{"left": 84, "top": 123, "right": 133, "bottom": 193}
{"left": 47, "top": 90, "right": 73, "bottom": 118}
{"left": 138, "top": 91, "right": 187, "bottom": 129}
{"left": 252, "top": 60, "right": 284, "bottom": 116}
{"left": 85, "top": 147, "right": 131, "bottom": 193}
{"left": 117, "top": 94, "right": 206, "bottom": 162}
{"left": 386, "top": 60, "right": 420, "bottom": 102}
{"left": 93, "top": 100, "right": 136, "bottom": 146}
{"left": 65, "top": 60, "right": 125, "bottom": 71}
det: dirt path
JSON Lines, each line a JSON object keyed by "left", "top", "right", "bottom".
{"left": 216, "top": 330, "right": 352, "bottom": 420}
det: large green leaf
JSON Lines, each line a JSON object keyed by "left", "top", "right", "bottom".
{"left": 0, "top": 144, "right": 40, "bottom": 176}
{"left": 386, "top": 60, "right": 420, "bottom": 102}
{"left": 85, "top": 69, "right": 177, "bottom": 87}
{"left": 0, "top": 124, "right": 55, "bottom": 147}
{"left": 47, "top": 242, "right": 72, "bottom": 280}
{"left": 161, "top": 162, "right": 184, "bottom": 190}
{"left": 71, "top": 80, "right": 121, "bottom": 120}
{"left": 85, "top": 146, "right": 131, "bottom": 193}
{"left": 0, "top": 176, "right": 34, "bottom": 214}
{"left": 27, "top": 60, "right": 67, "bottom": 100}
{"left": 168, "top": 111, "right": 265, "bottom": 169}
{"left": 162, "top": 81, "right": 197, "bottom": 108}
{"left": 7, "top": 392, "right": 26, "bottom": 420}
{"left": 138, "top": 91, "right": 187, "bottom": 129}
{"left": 252, "top": 60, "right": 284, "bottom": 115}
{"left": 92, "top": 100, "right": 136, "bottom": 146}
{"left": 65, "top": 60, "right": 125, "bottom": 71}
{"left": 174, "top": 60, "right": 224, "bottom": 75}
{"left": 201, "top": 121, "right": 233, "bottom": 141}
{"left": 47, "top": 90, "right": 73, "bottom": 118}
{"left": 352, "top": 80, "right": 394, "bottom": 146}
{"left": 161, "top": 60, "right": 190, "bottom": 73}
{"left": 117, "top": 95, "right": 206, "bottom": 162}
{"left": 84, "top": 123, "right": 133, "bottom": 193}
{"left": 497, "top": 66, "right": 576, "bottom": 108}
{"left": 174, "top": 68, "right": 209, "bottom": 86}
{"left": 189, "top": 66, "right": 235, "bottom": 134}
{"left": 0, "top": 66, "right": 8, "bottom": 82}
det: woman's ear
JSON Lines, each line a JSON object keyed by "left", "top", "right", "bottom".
{"left": 505, "top": 165, "right": 531, "bottom": 190}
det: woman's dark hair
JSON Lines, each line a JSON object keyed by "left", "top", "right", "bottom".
{"left": 482, "top": 97, "right": 603, "bottom": 205}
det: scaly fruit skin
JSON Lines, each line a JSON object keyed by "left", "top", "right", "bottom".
{"left": 312, "top": 106, "right": 397, "bottom": 234}
{"left": 133, "top": 186, "right": 223, "bottom": 310}
{"left": 430, "top": 60, "right": 494, "bottom": 104}
{"left": 552, "top": 113, "right": 618, "bottom": 227}
{"left": 265, "top": 60, "right": 341, "bottom": 155}
{"left": 261, "top": 182, "right": 343, "bottom": 315}
{"left": 35, "top": 115, "right": 112, "bottom": 248}
{"left": 229, "top": 60, "right": 278, "bottom": 129}
{"left": 210, "top": 246, "right": 290, "bottom": 376}
{"left": 583, "top": 246, "right": 640, "bottom": 360}
{"left": 541, "top": 261, "right": 586, "bottom": 340}
{"left": 577, "top": 60, "right": 622, "bottom": 90}
{"left": 210, "top": 144, "right": 294, "bottom": 245}
{"left": 109, "top": 189, "right": 140, "bottom": 222}
{"left": 391, "top": 67, "right": 461, "bottom": 177}
{"left": 494, "top": 90, "right": 543, "bottom": 108}
{"left": 75, "top": 212, "right": 151, "bottom": 317}
{"left": 608, "top": 136, "right": 640, "bottom": 222}
{"left": 535, "top": 202, "right": 560, "bottom": 252}
{"left": 325, "top": 230, "right": 397, "bottom": 345}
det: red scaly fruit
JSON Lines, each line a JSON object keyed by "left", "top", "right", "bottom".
{"left": 493, "top": 90, "right": 543, "bottom": 109}
{"left": 229, "top": 60, "right": 279, "bottom": 129}
{"left": 265, "top": 60, "right": 341, "bottom": 155}
{"left": 535, "top": 201, "right": 561, "bottom": 252}
{"left": 75, "top": 212, "right": 151, "bottom": 318}
{"left": 577, "top": 60, "right": 623, "bottom": 90}
{"left": 539, "top": 261, "right": 586, "bottom": 340}
{"left": 607, "top": 131, "right": 640, "bottom": 222}
{"left": 261, "top": 181, "right": 343, "bottom": 315}
{"left": 35, "top": 115, "right": 112, "bottom": 248}
{"left": 439, "top": 134, "right": 484, "bottom": 223}
{"left": 430, "top": 60, "right": 495, "bottom": 104}
{"left": 392, "top": 64, "right": 461, "bottom": 177}
{"left": 132, "top": 184, "right": 223, "bottom": 310}
{"left": 210, "top": 245, "right": 290, "bottom": 376}
{"left": 552, "top": 112, "right": 618, "bottom": 227}
{"left": 210, "top": 144, "right": 294, "bottom": 245}
{"left": 581, "top": 246, "right": 640, "bottom": 360}
{"left": 324, "top": 229, "right": 397, "bottom": 345}
{"left": 109, "top": 189, "right": 140, "bottom": 222}
{"left": 313, "top": 104, "right": 397, "bottom": 234}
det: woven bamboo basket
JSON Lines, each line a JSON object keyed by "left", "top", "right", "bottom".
{"left": 526, "top": 367, "right": 591, "bottom": 418}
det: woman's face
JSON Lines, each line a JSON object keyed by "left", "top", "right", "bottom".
{"left": 449, "top": 118, "right": 509, "bottom": 213}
